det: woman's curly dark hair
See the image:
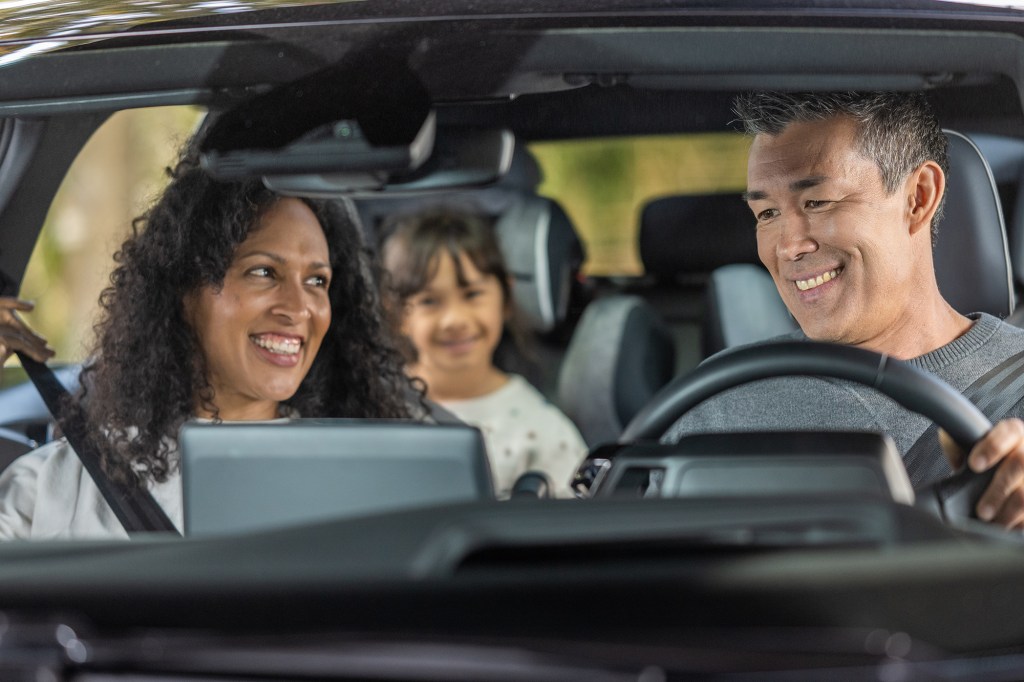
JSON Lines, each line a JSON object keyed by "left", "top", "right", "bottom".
{"left": 63, "top": 142, "right": 417, "bottom": 489}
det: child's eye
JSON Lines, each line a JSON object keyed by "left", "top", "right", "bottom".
{"left": 416, "top": 296, "right": 439, "bottom": 307}
{"left": 465, "top": 289, "right": 483, "bottom": 300}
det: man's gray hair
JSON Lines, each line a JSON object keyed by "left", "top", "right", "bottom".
{"left": 732, "top": 92, "right": 949, "bottom": 235}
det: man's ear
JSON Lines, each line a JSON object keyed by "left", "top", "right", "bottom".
{"left": 906, "top": 160, "right": 945, "bottom": 237}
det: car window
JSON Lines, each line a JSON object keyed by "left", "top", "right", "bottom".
{"left": 529, "top": 133, "right": 750, "bottom": 276}
{"left": 13, "top": 106, "right": 204, "bottom": 373}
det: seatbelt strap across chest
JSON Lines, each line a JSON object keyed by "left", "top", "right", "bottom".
{"left": 16, "top": 353, "right": 180, "bottom": 536}
{"left": 905, "top": 347, "right": 1024, "bottom": 488}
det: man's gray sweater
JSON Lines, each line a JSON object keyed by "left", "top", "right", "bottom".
{"left": 662, "top": 313, "right": 1024, "bottom": 487}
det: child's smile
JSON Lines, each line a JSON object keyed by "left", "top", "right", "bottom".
{"left": 403, "top": 250, "right": 508, "bottom": 400}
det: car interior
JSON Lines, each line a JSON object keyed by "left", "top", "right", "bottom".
{"left": 4, "top": 1, "right": 1024, "bottom": 677}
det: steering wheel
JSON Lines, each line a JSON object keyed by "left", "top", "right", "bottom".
{"left": 620, "top": 341, "right": 996, "bottom": 524}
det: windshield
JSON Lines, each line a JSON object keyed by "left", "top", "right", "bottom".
{"left": 1, "top": 2, "right": 1024, "bottom": 676}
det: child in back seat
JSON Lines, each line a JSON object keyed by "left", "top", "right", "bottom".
{"left": 379, "top": 207, "right": 587, "bottom": 499}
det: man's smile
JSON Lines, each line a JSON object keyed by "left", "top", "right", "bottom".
{"left": 795, "top": 267, "right": 842, "bottom": 292}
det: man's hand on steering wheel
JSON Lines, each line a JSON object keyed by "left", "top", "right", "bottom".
{"left": 0, "top": 297, "right": 53, "bottom": 372}
{"left": 943, "top": 418, "right": 1024, "bottom": 529}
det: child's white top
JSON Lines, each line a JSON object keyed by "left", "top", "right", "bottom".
{"left": 439, "top": 374, "right": 587, "bottom": 499}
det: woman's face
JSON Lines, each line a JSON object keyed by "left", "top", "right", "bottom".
{"left": 186, "top": 198, "right": 333, "bottom": 421}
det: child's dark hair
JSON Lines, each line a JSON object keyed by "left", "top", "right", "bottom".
{"left": 379, "top": 206, "right": 533, "bottom": 368}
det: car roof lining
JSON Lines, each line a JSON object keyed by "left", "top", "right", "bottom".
{"left": 0, "top": 25, "right": 1022, "bottom": 124}
{"left": 0, "top": 21, "right": 1023, "bottom": 281}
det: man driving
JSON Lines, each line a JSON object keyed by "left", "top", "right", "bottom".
{"left": 664, "top": 91, "right": 1024, "bottom": 529}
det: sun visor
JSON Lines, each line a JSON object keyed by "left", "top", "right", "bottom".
{"left": 199, "top": 59, "right": 434, "bottom": 183}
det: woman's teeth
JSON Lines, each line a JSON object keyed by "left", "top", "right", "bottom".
{"left": 252, "top": 335, "right": 300, "bottom": 355}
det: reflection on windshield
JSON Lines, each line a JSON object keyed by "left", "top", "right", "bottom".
{"left": 0, "top": 0, "right": 351, "bottom": 61}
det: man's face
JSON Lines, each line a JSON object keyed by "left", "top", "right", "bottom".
{"left": 746, "top": 116, "right": 921, "bottom": 348}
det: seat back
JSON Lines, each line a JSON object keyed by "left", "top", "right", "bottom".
{"left": 494, "top": 195, "right": 583, "bottom": 334}
{"left": 557, "top": 192, "right": 760, "bottom": 445}
{"left": 935, "top": 130, "right": 1014, "bottom": 317}
{"left": 704, "top": 263, "right": 796, "bottom": 354}
{"left": 557, "top": 296, "right": 676, "bottom": 447}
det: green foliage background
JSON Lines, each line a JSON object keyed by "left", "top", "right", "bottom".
{"left": 14, "top": 113, "right": 750, "bottom": 368}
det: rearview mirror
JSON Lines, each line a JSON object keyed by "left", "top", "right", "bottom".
{"left": 201, "top": 112, "right": 436, "bottom": 185}
{"left": 262, "top": 126, "right": 514, "bottom": 196}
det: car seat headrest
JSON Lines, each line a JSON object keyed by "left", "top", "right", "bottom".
{"left": 495, "top": 197, "right": 584, "bottom": 334}
{"left": 703, "top": 263, "right": 797, "bottom": 356}
{"left": 935, "top": 130, "right": 1015, "bottom": 317}
{"left": 362, "top": 143, "right": 582, "bottom": 334}
{"left": 639, "top": 193, "right": 757, "bottom": 278}
{"left": 496, "top": 141, "right": 542, "bottom": 192}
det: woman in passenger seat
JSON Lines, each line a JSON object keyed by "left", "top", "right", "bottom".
{"left": 0, "top": 136, "right": 417, "bottom": 539}
{"left": 380, "top": 207, "right": 587, "bottom": 499}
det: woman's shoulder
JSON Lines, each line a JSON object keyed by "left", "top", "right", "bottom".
{"left": 0, "top": 438, "right": 89, "bottom": 540}
{"left": 4, "top": 438, "right": 81, "bottom": 478}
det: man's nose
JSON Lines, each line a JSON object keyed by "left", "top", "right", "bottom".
{"left": 776, "top": 214, "right": 819, "bottom": 262}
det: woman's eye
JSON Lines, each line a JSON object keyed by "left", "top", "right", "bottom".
{"left": 307, "top": 274, "right": 330, "bottom": 288}
{"left": 417, "top": 297, "right": 438, "bottom": 308}
{"left": 248, "top": 266, "right": 273, "bottom": 278}
{"left": 465, "top": 289, "right": 483, "bottom": 300}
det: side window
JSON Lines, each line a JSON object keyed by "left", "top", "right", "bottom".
{"left": 15, "top": 106, "right": 205, "bottom": 370}
{"left": 529, "top": 133, "right": 750, "bottom": 276}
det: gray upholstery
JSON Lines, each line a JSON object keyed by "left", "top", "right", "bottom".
{"left": 968, "top": 133, "right": 1024, "bottom": 297}
{"left": 494, "top": 198, "right": 582, "bottom": 333}
{"left": 0, "top": 427, "right": 33, "bottom": 474}
{"left": 556, "top": 192, "right": 758, "bottom": 445}
{"left": 703, "top": 263, "right": 797, "bottom": 355}
{"left": 362, "top": 144, "right": 583, "bottom": 335}
{"left": 557, "top": 296, "right": 676, "bottom": 447}
{"left": 639, "top": 192, "right": 758, "bottom": 278}
{"left": 703, "top": 129, "right": 1015, "bottom": 354}
{"left": 936, "top": 130, "right": 1014, "bottom": 317}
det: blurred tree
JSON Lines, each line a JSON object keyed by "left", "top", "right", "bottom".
{"left": 18, "top": 106, "right": 204, "bottom": 361}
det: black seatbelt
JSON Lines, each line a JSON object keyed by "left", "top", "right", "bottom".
{"left": 905, "top": 348, "right": 1024, "bottom": 488}
{"left": 16, "top": 353, "right": 180, "bottom": 536}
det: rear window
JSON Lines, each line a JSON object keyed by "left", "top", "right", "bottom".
{"left": 529, "top": 133, "right": 750, "bottom": 276}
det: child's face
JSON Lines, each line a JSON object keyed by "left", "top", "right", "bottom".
{"left": 402, "top": 250, "right": 506, "bottom": 378}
